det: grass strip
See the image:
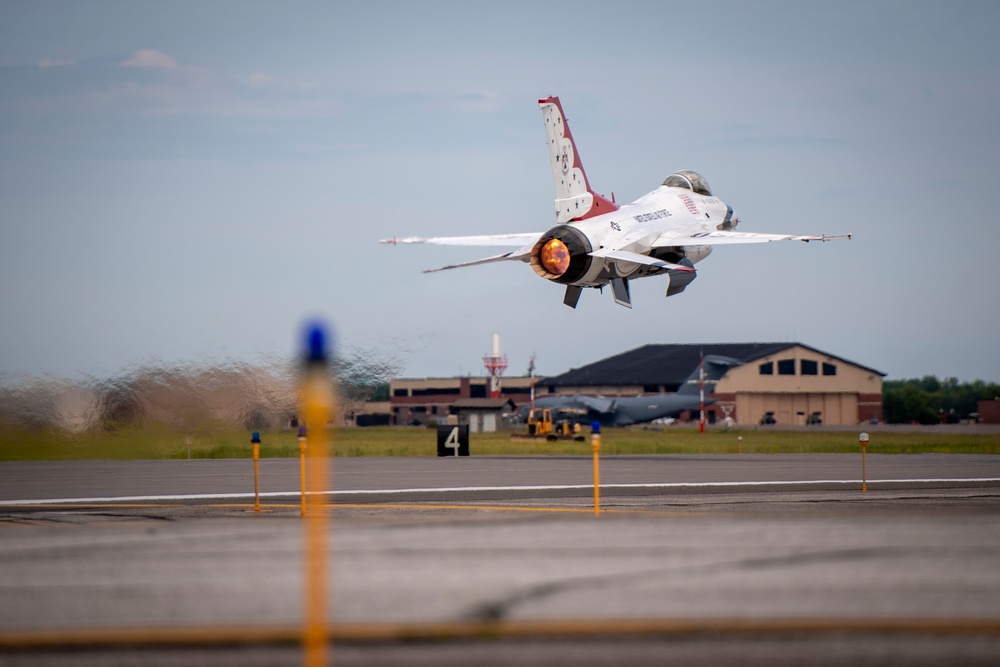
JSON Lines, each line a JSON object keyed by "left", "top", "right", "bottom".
{"left": 2, "top": 425, "right": 998, "bottom": 460}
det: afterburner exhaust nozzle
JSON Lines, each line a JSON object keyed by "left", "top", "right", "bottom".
{"left": 539, "top": 238, "right": 570, "bottom": 275}
{"left": 529, "top": 225, "right": 594, "bottom": 284}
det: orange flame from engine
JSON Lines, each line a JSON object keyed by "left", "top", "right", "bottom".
{"left": 540, "top": 238, "right": 570, "bottom": 275}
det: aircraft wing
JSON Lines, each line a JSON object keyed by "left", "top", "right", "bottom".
{"left": 380, "top": 232, "right": 541, "bottom": 273}
{"left": 653, "top": 231, "right": 852, "bottom": 246}
{"left": 572, "top": 395, "right": 617, "bottom": 414}
{"left": 537, "top": 395, "right": 616, "bottom": 414}
{"left": 380, "top": 233, "right": 542, "bottom": 247}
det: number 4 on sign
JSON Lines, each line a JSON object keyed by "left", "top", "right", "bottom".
{"left": 445, "top": 427, "right": 460, "bottom": 456}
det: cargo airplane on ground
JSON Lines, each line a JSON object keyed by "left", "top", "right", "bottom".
{"left": 523, "top": 354, "right": 740, "bottom": 427}
{"left": 381, "top": 96, "right": 850, "bottom": 308}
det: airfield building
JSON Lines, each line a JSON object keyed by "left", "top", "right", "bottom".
{"left": 542, "top": 343, "right": 884, "bottom": 426}
{"left": 385, "top": 342, "right": 884, "bottom": 427}
{"left": 388, "top": 375, "right": 537, "bottom": 427}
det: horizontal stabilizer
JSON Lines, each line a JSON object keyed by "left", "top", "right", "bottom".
{"left": 591, "top": 248, "right": 696, "bottom": 272}
{"left": 422, "top": 248, "right": 531, "bottom": 273}
{"left": 677, "top": 355, "right": 743, "bottom": 396}
{"left": 383, "top": 234, "right": 538, "bottom": 273}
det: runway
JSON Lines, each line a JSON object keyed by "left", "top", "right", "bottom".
{"left": 3, "top": 453, "right": 1000, "bottom": 504}
{"left": 2, "top": 455, "right": 1000, "bottom": 666}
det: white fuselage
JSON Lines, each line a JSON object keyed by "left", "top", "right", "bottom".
{"left": 562, "top": 185, "right": 733, "bottom": 287}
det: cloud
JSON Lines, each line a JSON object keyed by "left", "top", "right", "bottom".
{"left": 239, "top": 73, "right": 277, "bottom": 87}
{"left": 36, "top": 59, "right": 76, "bottom": 68}
{"left": 121, "top": 49, "right": 178, "bottom": 71}
{"left": 3, "top": 48, "right": 330, "bottom": 121}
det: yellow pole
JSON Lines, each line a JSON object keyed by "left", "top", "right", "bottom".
{"left": 859, "top": 432, "right": 869, "bottom": 493}
{"left": 591, "top": 422, "right": 601, "bottom": 516}
{"left": 251, "top": 432, "right": 261, "bottom": 513}
{"left": 298, "top": 426, "right": 308, "bottom": 518}
{"left": 300, "top": 324, "right": 335, "bottom": 667}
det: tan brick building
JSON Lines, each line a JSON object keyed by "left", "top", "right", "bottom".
{"left": 711, "top": 344, "right": 884, "bottom": 426}
{"left": 539, "top": 342, "right": 884, "bottom": 426}
{"left": 386, "top": 343, "right": 884, "bottom": 428}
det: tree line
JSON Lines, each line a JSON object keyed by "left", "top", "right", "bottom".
{"left": 882, "top": 376, "right": 999, "bottom": 424}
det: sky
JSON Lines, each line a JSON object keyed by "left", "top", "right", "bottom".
{"left": 1, "top": 0, "right": 998, "bottom": 385}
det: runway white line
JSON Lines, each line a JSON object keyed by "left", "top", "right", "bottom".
{"left": 2, "top": 478, "right": 1000, "bottom": 506}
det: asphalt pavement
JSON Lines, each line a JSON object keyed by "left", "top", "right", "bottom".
{"left": 2, "top": 455, "right": 1000, "bottom": 666}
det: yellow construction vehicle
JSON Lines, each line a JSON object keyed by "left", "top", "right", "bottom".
{"left": 512, "top": 407, "right": 585, "bottom": 441}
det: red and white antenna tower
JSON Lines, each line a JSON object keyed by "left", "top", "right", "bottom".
{"left": 483, "top": 333, "right": 508, "bottom": 399}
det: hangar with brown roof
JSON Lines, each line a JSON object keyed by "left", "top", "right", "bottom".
{"left": 542, "top": 342, "right": 884, "bottom": 426}
{"left": 386, "top": 342, "right": 884, "bottom": 427}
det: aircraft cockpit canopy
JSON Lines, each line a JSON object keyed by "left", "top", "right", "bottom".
{"left": 662, "top": 170, "right": 713, "bottom": 196}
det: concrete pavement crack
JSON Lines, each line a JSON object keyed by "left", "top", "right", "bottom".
{"left": 462, "top": 545, "right": 948, "bottom": 622}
